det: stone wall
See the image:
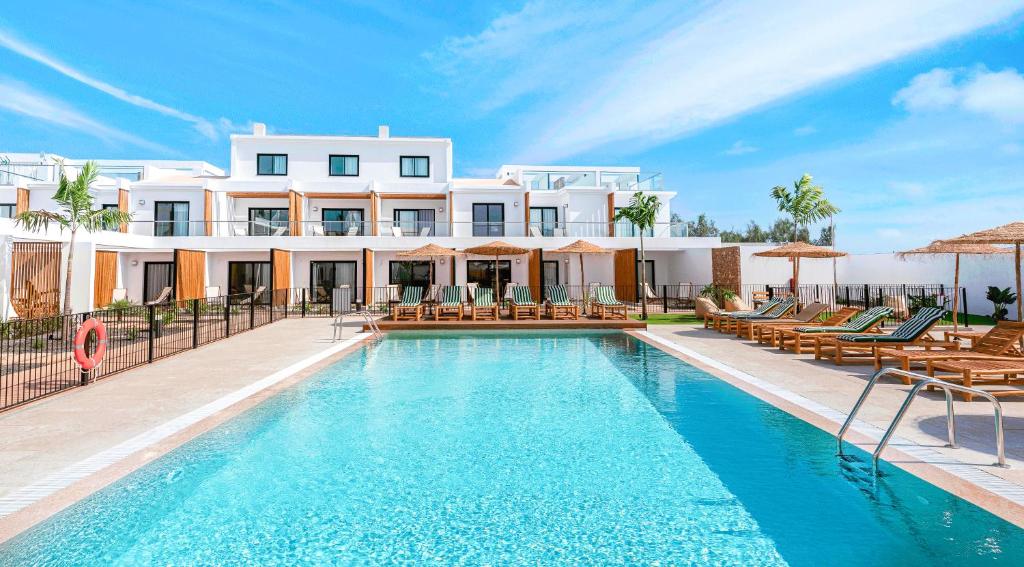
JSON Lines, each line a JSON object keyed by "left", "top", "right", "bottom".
{"left": 711, "top": 246, "right": 741, "bottom": 292}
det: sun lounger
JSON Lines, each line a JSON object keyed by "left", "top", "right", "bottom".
{"left": 470, "top": 287, "right": 499, "bottom": 321}
{"left": 737, "top": 302, "right": 827, "bottom": 340}
{"left": 814, "top": 307, "right": 954, "bottom": 366}
{"left": 927, "top": 359, "right": 1024, "bottom": 401}
{"left": 777, "top": 306, "right": 892, "bottom": 353}
{"left": 875, "top": 321, "right": 1024, "bottom": 372}
{"left": 510, "top": 285, "right": 540, "bottom": 320}
{"left": 708, "top": 298, "right": 782, "bottom": 331}
{"left": 391, "top": 285, "right": 423, "bottom": 321}
{"left": 434, "top": 286, "right": 463, "bottom": 321}
{"left": 545, "top": 285, "right": 579, "bottom": 320}
{"left": 591, "top": 285, "right": 627, "bottom": 320}
{"left": 146, "top": 286, "right": 173, "bottom": 306}
{"left": 756, "top": 307, "right": 858, "bottom": 346}
{"left": 728, "top": 297, "right": 798, "bottom": 336}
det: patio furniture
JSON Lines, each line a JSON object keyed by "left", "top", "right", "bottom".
{"left": 776, "top": 306, "right": 892, "bottom": 353}
{"left": 755, "top": 307, "right": 858, "bottom": 346}
{"left": 708, "top": 298, "right": 782, "bottom": 331}
{"left": 510, "top": 286, "right": 540, "bottom": 320}
{"left": 391, "top": 286, "right": 423, "bottom": 321}
{"left": 736, "top": 301, "right": 826, "bottom": 340}
{"left": 591, "top": 285, "right": 627, "bottom": 320}
{"left": 643, "top": 282, "right": 662, "bottom": 307}
{"left": 346, "top": 225, "right": 359, "bottom": 236}
{"left": 470, "top": 287, "right": 499, "bottom": 321}
{"left": 927, "top": 359, "right": 1024, "bottom": 401}
{"left": 146, "top": 286, "right": 173, "bottom": 306}
{"left": 239, "top": 286, "right": 267, "bottom": 305}
{"left": 814, "top": 307, "right": 952, "bottom": 365}
{"left": 391, "top": 227, "right": 404, "bottom": 237}
{"left": 545, "top": 285, "right": 579, "bottom": 320}
{"left": 205, "top": 286, "right": 221, "bottom": 298}
{"left": 419, "top": 227, "right": 430, "bottom": 236}
{"left": 434, "top": 286, "right": 464, "bottom": 321}
{"left": 529, "top": 226, "right": 543, "bottom": 237}
{"left": 875, "top": 321, "right": 1024, "bottom": 372}
{"left": 724, "top": 297, "right": 797, "bottom": 335}
{"left": 111, "top": 288, "right": 127, "bottom": 302}
{"left": 310, "top": 224, "right": 325, "bottom": 236}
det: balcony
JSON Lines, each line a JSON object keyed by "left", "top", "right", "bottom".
{"left": 521, "top": 170, "right": 663, "bottom": 191}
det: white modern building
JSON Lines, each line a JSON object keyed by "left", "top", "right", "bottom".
{"left": 1, "top": 124, "right": 721, "bottom": 314}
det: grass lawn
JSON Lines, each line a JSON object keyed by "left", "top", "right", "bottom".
{"left": 943, "top": 313, "right": 997, "bottom": 326}
{"left": 630, "top": 313, "right": 702, "bottom": 325}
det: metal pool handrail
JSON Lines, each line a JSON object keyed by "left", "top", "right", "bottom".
{"left": 836, "top": 368, "right": 1007, "bottom": 470}
{"left": 332, "top": 311, "right": 383, "bottom": 341}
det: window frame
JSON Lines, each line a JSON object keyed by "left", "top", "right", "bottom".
{"left": 256, "top": 153, "right": 288, "bottom": 176}
{"left": 154, "top": 201, "right": 190, "bottom": 237}
{"left": 227, "top": 261, "right": 272, "bottom": 303}
{"left": 392, "top": 208, "right": 436, "bottom": 236}
{"left": 529, "top": 206, "right": 559, "bottom": 236}
{"left": 328, "top": 154, "right": 360, "bottom": 177}
{"left": 309, "top": 260, "right": 359, "bottom": 303}
{"left": 0, "top": 203, "right": 17, "bottom": 218}
{"left": 472, "top": 203, "right": 505, "bottom": 237}
{"left": 388, "top": 260, "right": 432, "bottom": 288}
{"left": 399, "top": 155, "right": 430, "bottom": 178}
{"left": 321, "top": 208, "right": 365, "bottom": 236}
{"left": 247, "top": 207, "right": 290, "bottom": 236}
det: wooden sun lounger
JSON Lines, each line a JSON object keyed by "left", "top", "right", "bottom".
{"left": 755, "top": 307, "right": 859, "bottom": 346}
{"left": 927, "top": 359, "right": 1024, "bottom": 401}
{"left": 591, "top": 286, "right": 626, "bottom": 320}
{"left": 731, "top": 299, "right": 803, "bottom": 339}
{"left": 510, "top": 286, "right": 540, "bottom": 320}
{"left": 470, "top": 288, "right": 499, "bottom": 321}
{"left": 434, "top": 286, "right": 464, "bottom": 321}
{"left": 813, "top": 307, "right": 954, "bottom": 367}
{"left": 391, "top": 286, "right": 424, "bottom": 321}
{"left": 710, "top": 298, "right": 782, "bottom": 332}
{"left": 545, "top": 285, "right": 579, "bottom": 320}
{"left": 875, "top": 321, "right": 1024, "bottom": 372}
{"left": 777, "top": 306, "right": 892, "bottom": 353}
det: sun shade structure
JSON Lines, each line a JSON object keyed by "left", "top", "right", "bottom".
{"left": 551, "top": 240, "right": 612, "bottom": 314}
{"left": 397, "top": 243, "right": 462, "bottom": 286}
{"left": 898, "top": 240, "right": 1010, "bottom": 332}
{"left": 942, "top": 221, "right": 1024, "bottom": 325}
{"left": 753, "top": 242, "right": 847, "bottom": 313}
{"left": 463, "top": 241, "right": 532, "bottom": 298}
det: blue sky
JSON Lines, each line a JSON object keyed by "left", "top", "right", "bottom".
{"left": 1, "top": 1, "right": 1023, "bottom": 252}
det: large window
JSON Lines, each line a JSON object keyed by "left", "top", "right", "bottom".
{"left": 529, "top": 207, "right": 558, "bottom": 236}
{"left": 143, "top": 262, "right": 174, "bottom": 303}
{"left": 614, "top": 207, "right": 653, "bottom": 237}
{"left": 389, "top": 261, "right": 432, "bottom": 289}
{"left": 257, "top": 154, "right": 288, "bottom": 176}
{"left": 0, "top": 204, "right": 16, "bottom": 218}
{"left": 310, "top": 261, "right": 358, "bottom": 303}
{"left": 393, "top": 209, "right": 435, "bottom": 236}
{"left": 101, "top": 204, "right": 120, "bottom": 231}
{"left": 329, "top": 155, "right": 359, "bottom": 176}
{"left": 322, "top": 208, "right": 363, "bottom": 236}
{"left": 248, "top": 208, "right": 290, "bottom": 236}
{"left": 154, "top": 201, "right": 190, "bottom": 236}
{"left": 542, "top": 260, "right": 560, "bottom": 290}
{"left": 228, "top": 261, "right": 271, "bottom": 302}
{"left": 467, "top": 260, "right": 511, "bottom": 298}
{"left": 472, "top": 203, "right": 504, "bottom": 237}
{"left": 400, "top": 156, "right": 429, "bottom": 178}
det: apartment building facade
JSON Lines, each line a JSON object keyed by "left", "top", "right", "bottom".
{"left": 0, "top": 125, "right": 719, "bottom": 315}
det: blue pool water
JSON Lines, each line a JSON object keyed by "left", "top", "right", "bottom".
{"left": 2, "top": 331, "right": 1023, "bottom": 564}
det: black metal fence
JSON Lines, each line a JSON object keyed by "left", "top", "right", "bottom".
{"left": 733, "top": 283, "right": 961, "bottom": 324}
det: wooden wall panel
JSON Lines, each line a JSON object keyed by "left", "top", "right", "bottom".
{"left": 369, "top": 192, "right": 379, "bottom": 236}
{"left": 288, "top": 190, "right": 303, "bottom": 236}
{"left": 527, "top": 248, "right": 541, "bottom": 297}
{"left": 15, "top": 188, "right": 30, "bottom": 216}
{"left": 607, "top": 193, "right": 616, "bottom": 237}
{"left": 11, "top": 241, "right": 61, "bottom": 318}
{"left": 613, "top": 248, "right": 637, "bottom": 301}
{"left": 226, "top": 191, "right": 287, "bottom": 199}
{"left": 174, "top": 249, "right": 206, "bottom": 300}
{"left": 711, "top": 246, "right": 742, "bottom": 293}
{"left": 204, "top": 190, "right": 214, "bottom": 236}
{"left": 524, "top": 192, "right": 531, "bottom": 234}
{"left": 363, "top": 248, "right": 374, "bottom": 289}
{"left": 93, "top": 251, "right": 118, "bottom": 308}
{"left": 271, "top": 249, "right": 291, "bottom": 290}
{"left": 118, "top": 188, "right": 130, "bottom": 233}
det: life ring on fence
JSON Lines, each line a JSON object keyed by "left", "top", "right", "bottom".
{"left": 73, "top": 318, "right": 108, "bottom": 371}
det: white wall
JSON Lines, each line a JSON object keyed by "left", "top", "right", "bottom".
{"left": 130, "top": 189, "right": 206, "bottom": 236}
{"left": 207, "top": 251, "right": 271, "bottom": 293}
{"left": 450, "top": 192, "right": 526, "bottom": 237}
{"left": 118, "top": 252, "right": 174, "bottom": 303}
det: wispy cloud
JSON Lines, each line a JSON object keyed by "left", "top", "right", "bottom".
{"left": 893, "top": 65, "right": 1024, "bottom": 123}
{"left": 0, "top": 28, "right": 249, "bottom": 140}
{"left": 0, "top": 78, "right": 173, "bottom": 154}
{"left": 793, "top": 125, "right": 817, "bottom": 136}
{"left": 723, "top": 140, "right": 758, "bottom": 156}
{"left": 431, "top": 0, "right": 1022, "bottom": 162}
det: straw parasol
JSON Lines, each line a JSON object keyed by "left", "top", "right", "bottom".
{"left": 463, "top": 241, "right": 531, "bottom": 297}
{"left": 942, "top": 221, "right": 1024, "bottom": 324}
{"left": 397, "top": 243, "right": 462, "bottom": 287}
{"left": 551, "top": 240, "right": 612, "bottom": 314}
{"left": 753, "top": 242, "right": 847, "bottom": 313}
{"left": 898, "top": 240, "right": 1010, "bottom": 332}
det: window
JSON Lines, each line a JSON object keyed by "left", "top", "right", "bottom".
{"left": 143, "top": 262, "right": 174, "bottom": 303}
{"left": 310, "top": 261, "right": 358, "bottom": 303}
{"left": 101, "top": 204, "right": 120, "bottom": 231}
{"left": 0, "top": 204, "right": 15, "bottom": 218}
{"left": 322, "top": 208, "right": 364, "bottom": 236}
{"left": 154, "top": 201, "right": 190, "bottom": 236}
{"left": 389, "top": 261, "right": 432, "bottom": 289}
{"left": 228, "top": 261, "right": 271, "bottom": 303}
{"left": 542, "top": 261, "right": 560, "bottom": 290}
{"left": 614, "top": 207, "right": 653, "bottom": 237}
{"left": 98, "top": 167, "right": 142, "bottom": 181}
{"left": 472, "top": 203, "right": 504, "bottom": 237}
{"left": 529, "top": 207, "right": 558, "bottom": 236}
{"left": 329, "top": 155, "right": 359, "bottom": 176}
{"left": 637, "top": 259, "right": 655, "bottom": 290}
{"left": 393, "top": 209, "right": 435, "bottom": 236}
{"left": 257, "top": 154, "right": 288, "bottom": 175}
{"left": 248, "top": 208, "right": 290, "bottom": 236}
{"left": 400, "top": 156, "right": 429, "bottom": 177}
{"left": 467, "top": 260, "right": 511, "bottom": 298}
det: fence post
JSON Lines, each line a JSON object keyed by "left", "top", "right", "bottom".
{"left": 662, "top": 284, "right": 669, "bottom": 313}
{"left": 79, "top": 313, "right": 90, "bottom": 386}
{"left": 225, "top": 300, "right": 231, "bottom": 338}
{"left": 192, "top": 299, "right": 200, "bottom": 349}
{"left": 961, "top": 287, "right": 968, "bottom": 326}
{"left": 147, "top": 304, "right": 155, "bottom": 363}
{"left": 249, "top": 293, "right": 256, "bottom": 329}
{"left": 301, "top": 288, "right": 307, "bottom": 317}
{"left": 863, "top": 284, "right": 870, "bottom": 309}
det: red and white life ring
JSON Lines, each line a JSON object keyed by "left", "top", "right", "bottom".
{"left": 73, "top": 318, "right": 108, "bottom": 371}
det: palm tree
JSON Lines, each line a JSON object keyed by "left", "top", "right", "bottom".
{"left": 15, "top": 161, "right": 133, "bottom": 314}
{"left": 614, "top": 191, "right": 662, "bottom": 319}
{"left": 769, "top": 174, "right": 840, "bottom": 242}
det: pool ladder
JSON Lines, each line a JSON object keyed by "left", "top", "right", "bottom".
{"left": 837, "top": 368, "right": 1007, "bottom": 472}
{"left": 333, "top": 311, "right": 383, "bottom": 341}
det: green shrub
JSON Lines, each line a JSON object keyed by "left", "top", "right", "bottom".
{"left": 986, "top": 286, "right": 1017, "bottom": 321}
{"left": 699, "top": 284, "right": 737, "bottom": 307}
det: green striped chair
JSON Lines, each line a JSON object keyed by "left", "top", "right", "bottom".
{"left": 545, "top": 285, "right": 579, "bottom": 320}
{"left": 711, "top": 297, "right": 782, "bottom": 330}
{"left": 777, "top": 306, "right": 893, "bottom": 353}
{"left": 470, "top": 287, "right": 499, "bottom": 321}
{"left": 510, "top": 285, "right": 540, "bottom": 320}
{"left": 434, "top": 286, "right": 464, "bottom": 321}
{"left": 391, "top": 285, "right": 423, "bottom": 321}
{"left": 816, "top": 307, "right": 954, "bottom": 365}
{"left": 591, "top": 285, "right": 627, "bottom": 320}
{"left": 722, "top": 297, "right": 797, "bottom": 333}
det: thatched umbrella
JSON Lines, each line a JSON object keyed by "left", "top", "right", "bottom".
{"left": 753, "top": 242, "right": 847, "bottom": 313}
{"left": 943, "top": 221, "right": 1024, "bottom": 324}
{"left": 551, "top": 240, "right": 612, "bottom": 314}
{"left": 463, "top": 241, "right": 531, "bottom": 298}
{"left": 898, "top": 240, "right": 1010, "bottom": 332}
{"left": 397, "top": 243, "right": 462, "bottom": 288}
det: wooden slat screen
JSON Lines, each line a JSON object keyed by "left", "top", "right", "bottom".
{"left": 524, "top": 192, "right": 531, "bottom": 234}
{"left": 613, "top": 248, "right": 637, "bottom": 301}
{"left": 204, "top": 190, "right": 214, "bottom": 236}
{"left": 15, "top": 188, "right": 30, "bottom": 216}
{"left": 11, "top": 241, "right": 61, "bottom": 318}
{"left": 363, "top": 248, "right": 374, "bottom": 288}
{"left": 118, "top": 188, "right": 130, "bottom": 233}
{"left": 369, "top": 192, "right": 379, "bottom": 236}
{"left": 93, "top": 251, "right": 118, "bottom": 308}
{"left": 528, "top": 248, "right": 541, "bottom": 298}
{"left": 271, "top": 249, "right": 291, "bottom": 290}
{"left": 288, "top": 190, "right": 303, "bottom": 236}
{"left": 174, "top": 249, "right": 206, "bottom": 300}
{"left": 607, "top": 193, "right": 616, "bottom": 237}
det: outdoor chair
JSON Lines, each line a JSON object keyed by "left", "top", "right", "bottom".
{"left": 756, "top": 307, "right": 858, "bottom": 346}
{"left": 776, "top": 306, "right": 892, "bottom": 353}
{"left": 391, "top": 286, "right": 423, "bottom": 321}
{"left": 723, "top": 297, "right": 797, "bottom": 335}
{"left": 146, "top": 286, "right": 173, "bottom": 306}
{"left": 545, "top": 285, "right": 579, "bottom": 320}
{"left": 470, "top": 287, "right": 499, "bottom": 321}
{"left": 510, "top": 286, "right": 541, "bottom": 320}
{"left": 111, "top": 288, "right": 127, "bottom": 302}
{"left": 814, "top": 307, "right": 953, "bottom": 366}
{"left": 734, "top": 300, "right": 824, "bottom": 340}
{"left": 391, "top": 227, "right": 404, "bottom": 237}
{"left": 529, "top": 226, "right": 543, "bottom": 237}
{"left": 708, "top": 298, "right": 782, "bottom": 331}
{"left": 874, "top": 320, "right": 1024, "bottom": 372}
{"left": 927, "top": 358, "right": 1024, "bottom": 401}
{"left": 591, "top": 285, "right": 627, "bottom": 320}
{"left": 310, "top": 224, "right": 325, "bottom": 236}
{"left": 434, "top": 286, "right": 464, "bottom": 321}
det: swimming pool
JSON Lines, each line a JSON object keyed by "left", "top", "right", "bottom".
{"left": 2, "top": 331, "right": 1022, "bottom": 564}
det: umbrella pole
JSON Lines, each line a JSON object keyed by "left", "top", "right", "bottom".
{"left": 494, "top": 255, "right": 499, "bottom": 312}
{"left": 792, "top": 257, "right": 800, "bottom": 314}
{"left": 1017, "top": 243, "right": 1022, "bottom": 323}
{"left": 579, "top": 253, "right": 586, "bottom": 315}
{"left": 952, "top": 253, "right": 960, "bottom": 333}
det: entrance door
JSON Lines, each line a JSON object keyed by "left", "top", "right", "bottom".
{"left": 310, "top": 261, "right": 358, "bottom": 303}
{"left": 542, "top": 260, "right": 560, "bottom": 290}
{"left": 467, "top": 260, "right": 511, "bottom": 297}
{"left": 143, "top": 262, "right": 175, "bottom": 303}
{"left": 637, "top": 259, "right": 655, "bottom": 295}
{"left": 228, "top": 261, "right": 271, "bottom": 302}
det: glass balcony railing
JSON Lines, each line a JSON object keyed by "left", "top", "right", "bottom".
{"left": 521, "top": 170, "right": 664, "bottom": 191}
{"left": 600, "top": 172, "right": 663, "bottom": 191}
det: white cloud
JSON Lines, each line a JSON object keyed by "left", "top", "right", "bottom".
{"left": 793, "top": 125, "right": 817, "bottom": 136}
{"left": 876, "top": 228, "right": 904, "bottom": 239}
{"left": 431, "top": 0, "right": 1021, "bottom": 162}
{"left": 893, "top": 66, "right": 1024, "bottom": 123}
{"left": 0, "top": 78, "right": 172, "bottom": 153}
{"left": 887, "top": 181, "right": 928, "bottom": 197}
{"left": 723, "top": 140, "right": 758, "bottom": 156}
{"left": 0, "top": 28, "right": 250, "bottom": 140}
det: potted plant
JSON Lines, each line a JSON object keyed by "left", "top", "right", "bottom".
{"left": 986, "top": 286, "right": 1017, "bottom": 321}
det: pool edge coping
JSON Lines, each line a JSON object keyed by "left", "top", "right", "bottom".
{"left": 0, "top": 332, "right": 376, "bottom": 544}
{"left": 630, "top": 329, "right": 1024, "bottom": 529}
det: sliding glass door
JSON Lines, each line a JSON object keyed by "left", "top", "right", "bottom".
{"left": 393, "top": 209, "right": 435, "bottom": 236}
{"left": 322, "top": 209, "right": 363, "bottom": 236}
{"left": 248, "top": 208, "right": 290, "bottom": 236}
{"left": 310, "top": 261, "right": 358, "bottom": 303}
{"left": 143, "top": 262, "right": 175, "bottom": 303}
{"left": 154, "top": 202, "right": 189, "bottom": 237}
{"left": 467, "top": 260, "right": 511, "bottom": 297}
{"left": 228, "top": 261, "right": 271, "bottom": 302}
{"left": 389, "top": 261, "right": 432, "bottom": 288}
{"left": 529, "top": 207, "right": 558, "bottom": 236}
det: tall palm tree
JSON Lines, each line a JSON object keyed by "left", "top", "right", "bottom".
{"left": 769, "top": 174, "right": 840, "bottom": 242}
{"left": 614, "top": 191, "right": 662, "bottom": 319}
{"left": 15, "top": 161, "right": 133, "bottom": 314}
